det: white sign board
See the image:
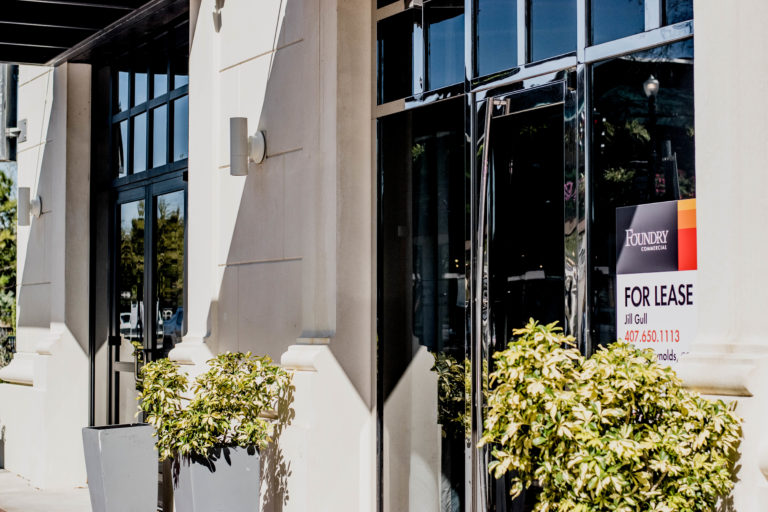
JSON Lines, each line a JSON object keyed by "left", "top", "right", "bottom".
{"left": 615, "top": 199, "right": 697, "bottom": 365}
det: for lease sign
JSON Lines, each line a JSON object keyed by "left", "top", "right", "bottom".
{"left": 615, "top": 199, "right": 697, "bottom": 365}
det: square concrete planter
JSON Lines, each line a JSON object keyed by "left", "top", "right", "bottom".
{"left": 82, "top": 423, "right": 157, "bottom": 512}
{"left": 174, "top": 446, "right": 260, "bottom": 512}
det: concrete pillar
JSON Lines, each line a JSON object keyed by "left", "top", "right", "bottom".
{"left": 676, "top": 1, "right": 768, "bottom": 509}
{"left": 0, "top": 62, "right": 91, "bottom": 489}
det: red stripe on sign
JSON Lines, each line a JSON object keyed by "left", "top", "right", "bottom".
{"left": 678, "top": 228, "right": 697, "bottom": 270}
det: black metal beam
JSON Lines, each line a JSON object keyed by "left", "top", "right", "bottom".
{"left": 56, "top": 0, "right": 188, "bottom": 65}
{"left": 17, "top": 0, "right": 145, "bottom": 9}
{"left": 0, "top": 23, "right": 97, "bottom": 48}
{"left": 0, "top": 0, "right": 186, "bottom": 65}
{"left": 0, "top": 44, "right": 62, "bottom": 65}
{"left": 0, "top": 1, "right": 129, "bottom": 30}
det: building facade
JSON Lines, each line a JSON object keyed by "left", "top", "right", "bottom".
{"left": 0, "top": 0, "right": 767, "bottom": 510}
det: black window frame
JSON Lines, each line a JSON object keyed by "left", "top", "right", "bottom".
{"left": 109, "top": 21, "right": 189, "bottom": 187}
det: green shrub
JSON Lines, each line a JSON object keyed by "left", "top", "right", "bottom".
{"left": 480, "top": 319, "right": 741, "bottom": 512}
{"left": 137, "top": 352, "right": 292, "bottom": 461}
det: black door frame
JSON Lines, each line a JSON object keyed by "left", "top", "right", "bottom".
{"left": 108, "top": 171, "right": 186, "bottom": 425}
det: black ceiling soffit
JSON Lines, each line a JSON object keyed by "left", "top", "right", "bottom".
{"left": 0, "top": 0, "right": 187, "bottom": 66}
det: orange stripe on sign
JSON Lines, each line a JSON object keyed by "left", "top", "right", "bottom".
{"left": 678, "top": 198, "right": 696, "bottom": 211}
{"left": 678, "top": 199, "right": 697, "bottom": 270}
{"left": 678, "top": 208, "right": 696, "bottom": 229}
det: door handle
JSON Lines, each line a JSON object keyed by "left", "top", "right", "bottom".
{"left": 131, "top": 341, "right": 146, "bottom": 390}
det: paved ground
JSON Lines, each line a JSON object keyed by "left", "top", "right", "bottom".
{"left": 0, "top": 470, "right": 91, "bottom": 512}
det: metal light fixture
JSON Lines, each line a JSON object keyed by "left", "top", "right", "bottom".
{"left": 643, "top": 75, "right": 660, "bottom": 98}
{"left": 17, "top": 186, "right": 41, "bottom": 226}
{"left": 229, "top": 117, "right": 266, "bottom": 176}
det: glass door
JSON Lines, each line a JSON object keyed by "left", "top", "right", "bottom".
{"left": 109, "top": 178, "right": 186, "bottom": 425}
{"left": 473, "top": 78, "right": 579, "bottom": 511}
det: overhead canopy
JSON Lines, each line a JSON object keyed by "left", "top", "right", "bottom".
{"left": 0, "top": 0, "right": 188, "bottom": 66}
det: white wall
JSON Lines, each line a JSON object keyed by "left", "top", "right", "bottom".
{"left": 676, "top": 0, "right": 768, "bottom": 509}
{"left": 0, "top": 63, "right": 91, "bottom": 489}
{"left": 176, "top": 0, "right": 375, "bottom": 510}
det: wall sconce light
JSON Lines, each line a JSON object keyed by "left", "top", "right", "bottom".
{"left": 18, "top": 187, "right": 42, "bottom": 226}
{"left": 212, "top": 0, "right": 223, "bottom": 32}
{"left": 229, "top": 117, "right": 266, "bottom": 176}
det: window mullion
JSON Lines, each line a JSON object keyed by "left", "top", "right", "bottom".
{"left": 166, "top": 58, "right": 172, "bottom": 165}
{"left": 577, "top": 0, "right": 587, "bottom": 60}
{"left": 646, "top": 0, "right": 662, "bottom": 31}
{"left": 127, "top": 70, "right": 134, "bottom": 175}
{"left": 517, "top": 0, "right": 527, "bottom": 65}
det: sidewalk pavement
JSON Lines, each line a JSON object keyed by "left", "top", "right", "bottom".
{"left": 0, "top": 470, "right": 91, "bottom": 512}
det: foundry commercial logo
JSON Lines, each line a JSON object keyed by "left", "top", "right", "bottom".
{"left": 624, "top": 228, "right": 670, "bottom": 251}
{"left": 616, "top": 201, "right": 678, "bottom": 274}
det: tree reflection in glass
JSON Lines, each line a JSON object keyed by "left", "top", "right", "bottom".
{"left": 155, "top": 191, "right": 185, "bottom": 358}
{"left": 120, "top": 200, "right": 145, "bottom": 344}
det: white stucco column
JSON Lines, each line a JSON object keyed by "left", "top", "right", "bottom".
{"left": 0, "top": 62, "right": 91, "bottom": 489}
{"left": 168, "top": 0, "right": 214, "bottom": 367}
{"left": 675, "top": 1, "right": 768, "bottom": 509}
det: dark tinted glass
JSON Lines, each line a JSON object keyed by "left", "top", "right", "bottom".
{"left": 377, "top": 0, "right": 398, "bottom": 6}
{"left": 665, "top": 0, "right": 693, "bottom": 25}
{"left": 476, "top": 0, "right": 517, "bottom": 77}
{"left": 378, "top": 98, "right": 467, "bottom": 511}
{"left": 155, "top": 190, "right": 185, "bottom": 358}
{"left": 116, "top": 70, "right": 129, "bottom": 113}
{"left": 591, "top": 0, "right": 644, "bottom": 45}
{"left": 116, "top": 120, "right": 128, "bottom": 177}
{"left": 377, "top": 11, "right": 420, "bottom": 103}
{"left": 488, "top": 105, "right": 565, "bottom": 343}
{"left": 590, "top": 39, "right": 695, "bottom": 344}
{"left": 529, "top": 0, "right": 576, "bottom": 61}
{"left": 152, "top": 105, "right": 167, "bottom": 168}
{"left": 173, "top": 96, "right": 189, "bottom": 161}
{"left": 425, "top": 3, "right": 464, "bottom": 90}
{"left": 134, "top": 68, "right": 148, "bottom": 106}
{"left": 133, "top": 113, "right": 147, "bottom": 173}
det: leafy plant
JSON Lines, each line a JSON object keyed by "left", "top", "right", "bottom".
{"left": 480, "top": 319, "right": 741, "bottom": 512}
{"left": 138, "top": 352, "right": 292, "bottom": 461}
{"left": 431, "top": 352, "right": 471, "bottom": 440}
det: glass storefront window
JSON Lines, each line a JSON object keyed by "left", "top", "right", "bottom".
{"left": 116, "top": 120, "right": 128, "bottom": 178}
{"left": 116, "top": 70, "right": 129, "bottom": 113}
{"left": 132, "top": 112, "right": 147, "bottom": 174}
{"left": 133, "top": 67, "right": 148, "bottom": 106}
{"left": 173, "top": 96, "right": 189, "bottom": 161}
{"left": 377, "top": 10, "right": 421, "bottom": 103}
{"left": 152, "top": 105, "right": 168, "bottom": 168}
{"left": 425, "top": 2, "right": 464, "bottom": 90}
{"left": 475, "top": 0, "right": 517, "bottom": 77}
{"left": 376, "top": 1, "right": 695, "bottom": 508}
{"left": 152, "top": 58, "right": 168, "bottom": 98}
{"left": 118, "top": 199, "right": 145, "bottom": 423}
{"left": 591, "top": 0, "right": 645, "bottom": 45}
{"left": 590, "top": 39, "right": 695, "bottom": 344}
{"left": 665, "top": 0, "right": 693, "bottom": 25}
{"left": 379, "top": 98, "right": 467, "bottom": 512}
{"left": 173, "top": 49, "right": 189, "bottom": 89}
{"left": 528, "top": 0, "right": 576, "bottom": 62}
{"left": 155, "top": 191, "right": 185, "bottom": 358}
